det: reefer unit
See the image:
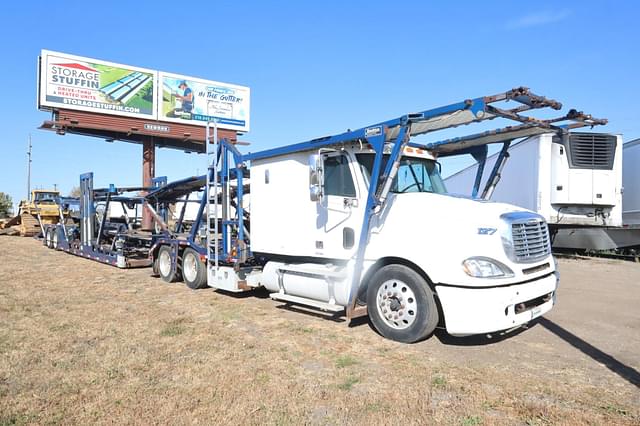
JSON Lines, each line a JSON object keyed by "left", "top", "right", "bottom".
{"left": 445, "top": 132, "right": 623, "bottom": 228}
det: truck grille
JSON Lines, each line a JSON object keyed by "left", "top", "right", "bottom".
{"left": 568, "top": 133, "right": 616, "bottom": 170}
{"left": 511, "top": 219, "right": 551, "bottom": 263}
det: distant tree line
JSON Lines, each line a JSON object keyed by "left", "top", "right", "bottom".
{"left": 0, "top": 192, "right": 13, "bottom": 217}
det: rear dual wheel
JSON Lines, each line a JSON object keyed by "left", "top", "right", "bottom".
{"left": 156, "top": 245, "right": 180, "bottom": 283}
{"left": 182, "top": 248, "right": 207, "bottom": 290}
{"left": 155, "top": 245, "right": 207, "bottom": 289}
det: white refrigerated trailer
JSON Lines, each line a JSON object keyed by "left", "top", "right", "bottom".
{"left": 622, "top": 138, "right": 640, "bottom": 226}
{"left": 444, "top": 132, "right": 623, "bottom": 249}
{"left": 445, "top": 132, "right": 623, "bottom": 228}
{"left": 147, "top": 88, "right": 605, "bottom": 343}
{"left": 598, "top": 138, "right": 640, "bottom": 249}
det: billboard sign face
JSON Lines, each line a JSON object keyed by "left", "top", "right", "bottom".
{"left": 38, "top": 50, "right": 250, "bottom": 132}
{"left": 158, "top": 72, "right": 250, "bottom": 132}
{"left": 39, "top": 50, "right": 157, "bottom": 119}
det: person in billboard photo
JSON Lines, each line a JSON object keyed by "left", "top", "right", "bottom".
{"left": 174, "top": 80, "right": 194, "bottom": 116}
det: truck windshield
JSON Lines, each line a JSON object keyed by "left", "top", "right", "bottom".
{"left": 34, "top": 192, "right": 58, "bottom": 202}
{"left": 356, "top": 154, "right": 447, "bottom": 194}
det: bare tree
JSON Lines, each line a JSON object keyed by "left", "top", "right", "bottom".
{"left": 68, "top": 187, "right": 81, "bottom": 198}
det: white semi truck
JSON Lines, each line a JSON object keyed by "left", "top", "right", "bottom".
{"left": 145, "top": 88, "right": 605, "bottom": 342}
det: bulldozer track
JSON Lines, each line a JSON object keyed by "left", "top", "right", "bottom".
{"left": 19, "top": 213, "right": 41, "bottom": 237}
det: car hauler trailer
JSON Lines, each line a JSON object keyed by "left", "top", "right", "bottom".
{"left": 444, "top": 132, "right": 623, "bottom": 250}
{"left": 147, "top": 87, "right": 605, "bottom": 342}
{"left": 42, "top": 172, "right": 164, "bottom": 268}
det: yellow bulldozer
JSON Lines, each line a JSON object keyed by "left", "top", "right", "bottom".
{"left": 1, "top": 190, "right": 67, "bottom": 237}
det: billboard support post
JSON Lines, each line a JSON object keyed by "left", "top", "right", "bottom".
{"left": 142, "top": 136, "right": 155, "bottom": 230}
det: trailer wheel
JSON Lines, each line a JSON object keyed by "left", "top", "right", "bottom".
{"left": 366, "top": 264, "right": 439, "bottom": 343}
{"left": 52, "top": 228, "right": 59, "bottom": 250}
{"left": 182, "top": 248, "right": 208, "bottom": 290}
{"left": 157, "top": 245, "right": 179, "bottom": 283}
{"left": 45, "top": 228, "right": 53, "bottom": 249}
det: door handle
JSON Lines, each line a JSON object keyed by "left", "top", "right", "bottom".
{"left": 343, "top": 198, "right": 358, "bottom": 208}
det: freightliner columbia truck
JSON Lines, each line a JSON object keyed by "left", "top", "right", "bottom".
{"left": 145, "top": 88, "right": 605, "bottom": 343}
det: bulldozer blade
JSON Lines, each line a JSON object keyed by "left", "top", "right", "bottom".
{"left": 2, "top": 215, "right": 21, "bottom": 228}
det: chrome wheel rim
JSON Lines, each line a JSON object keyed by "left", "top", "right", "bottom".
{"left": 183, "top": 252, "right": 198, "bottom": 282}
{"left": 52, "top": 231, "right": 58, "bottom": 248}
{"left": 159, "top": 250, "right": 172, "bottom": 277}
{"left": 376, "top": 279, "right": 418, "bottom": 330}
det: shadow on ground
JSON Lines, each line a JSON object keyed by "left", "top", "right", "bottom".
{"left": 538, "top": 317, "right": 640, "bottom": 388}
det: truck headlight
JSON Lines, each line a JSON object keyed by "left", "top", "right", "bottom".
{"left": 462, "top": 257, "right": 514, "bottom": 278}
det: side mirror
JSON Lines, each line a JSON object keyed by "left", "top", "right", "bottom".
{"left": 309, "top": 154, "right": 324, "bottom": 202}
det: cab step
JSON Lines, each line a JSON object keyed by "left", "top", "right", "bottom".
{"left": 269, "top": 293, "right": 345, "bottom": 313}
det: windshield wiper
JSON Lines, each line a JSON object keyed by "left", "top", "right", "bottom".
{"left": 406, "top": 161, "right": 423, "bottom": 192}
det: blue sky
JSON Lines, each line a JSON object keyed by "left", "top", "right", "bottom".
{"left": 0, "top": 1, "right": 638, "bottom": 209}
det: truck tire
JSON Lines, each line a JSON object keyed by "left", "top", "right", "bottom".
{"left": 157, "top": 245, "right": 180, "bottom": 283}
{"left": 367, "top": 264, "right": 439, "bottom": 343}
{"left": 182, "top": 248, "right": 208, "bottom": 290}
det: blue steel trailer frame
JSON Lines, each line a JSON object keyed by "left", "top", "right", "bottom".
{"left": 43, "top": 172, "right": 164, "bottom": 268}
{"left": 145, "top": 175, "right": 209, "bottom": 277}
{"left": 144, "top": 138, "right": 251, "bottom": 280}
{"left": 148, "top": 87, "right": 606, "bottom": 318}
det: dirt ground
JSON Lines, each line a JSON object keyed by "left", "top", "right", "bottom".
{"left": 1, "top": 238, "right": 638, "bottom": 425}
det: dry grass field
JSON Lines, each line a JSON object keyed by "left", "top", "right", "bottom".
{"left": 1, "top": 237, "right": 639, "bottom": 425}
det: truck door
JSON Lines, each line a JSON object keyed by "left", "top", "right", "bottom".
{"left": 318, "top": 152, "right": 363, "bottom": 258}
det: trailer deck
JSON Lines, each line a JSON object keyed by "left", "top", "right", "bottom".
{"left": 42, "top": 173, "right": 164, "bottom": 268}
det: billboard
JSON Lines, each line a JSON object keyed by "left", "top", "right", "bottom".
{"left": 39, "top": 50, "right": 157, "bottom": 119}
{"left": 38, "top": 50, "right": 251, "bottom": 132}
{"left": 158, "top": 72, "right": 250, "bottom": 132}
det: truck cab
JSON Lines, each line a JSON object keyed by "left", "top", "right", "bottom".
{"left": 250, "top": 144, "right": 558, "bottom": 342}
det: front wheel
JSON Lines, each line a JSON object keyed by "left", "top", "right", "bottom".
{"left": 182, "top": 248, "right": 208, "bottom": 290}
{"left": 367, "top": 264, "right": 439, "bottom": 343}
